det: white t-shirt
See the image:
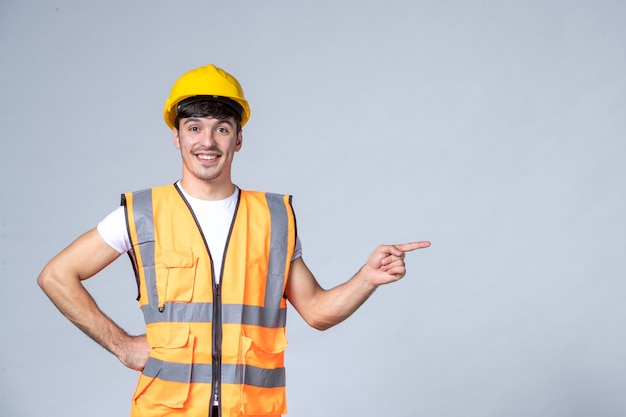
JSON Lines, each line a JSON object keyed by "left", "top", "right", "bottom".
{"left": 97, "top": 183, "right": 302, "bottom": 283}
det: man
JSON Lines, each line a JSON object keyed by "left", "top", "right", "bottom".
{"left": 37, "top": 63, "right": 430, "bottom": 417}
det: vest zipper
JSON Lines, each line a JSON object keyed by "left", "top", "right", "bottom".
{"left": 212, "top": 195, "right": 239, "bottom": 417}
{"left": 212, "top": 280, "right": 222, "bottom": 415}
{"left": 173, "top": 183, "right": 240, "bottom": 417}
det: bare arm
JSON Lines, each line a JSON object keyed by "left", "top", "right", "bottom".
{"left": 37, "top": 228, "right": 149, "bottom": 371}
{"left": 285, "top": 241, "right": 431, "bottom": 331}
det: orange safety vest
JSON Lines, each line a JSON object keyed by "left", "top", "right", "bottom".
{"left": 122, "top": 184, "right": 296, "bottom": 417}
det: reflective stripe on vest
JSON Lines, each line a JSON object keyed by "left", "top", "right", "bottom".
{"left": 123, "top": 184, "right": 295, "bottom": 417}
{"left": 139, "top": 302, "right": 287, "bottom": 327}
{"left": 143, "top": 358, "right": 285, "bottom": 387}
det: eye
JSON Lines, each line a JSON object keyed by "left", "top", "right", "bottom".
{"left": 216, "top": 126, "right": 229, "bottom": 134}
{"left": 188, "top": 126, "right": 200, "bottom": 132}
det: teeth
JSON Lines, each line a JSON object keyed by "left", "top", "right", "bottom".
{"left": 198, "top": 155, "right": 217, "bottom": 160}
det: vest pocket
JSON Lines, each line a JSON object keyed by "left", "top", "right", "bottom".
{"left": 148, "top": 321, "right": 191, "bottom": 349}
{"left": 155, "top": 248, "right": 198, "bottom": 307}
{"left": 238, "top": 331, "right": 288, "bottom": 415}
{"left": 133, "top": 322, "right": 194, "bottom": 409}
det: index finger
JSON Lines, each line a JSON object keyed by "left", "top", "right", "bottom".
{"left": 395, "top": 241, "right": 431, "bottom": 252}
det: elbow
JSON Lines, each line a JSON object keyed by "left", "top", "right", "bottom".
{"left": 309, "top": 321, "right": 329, "bottom": 332}
{"left": 305, "top": 315, "right": 337, "bottom": 332}
{"left": 37, "top": 264, "right": 63, "bottom": 294}
{"left": 37, "top": 267, "right": 54, "bottom": 292}
{"left": 312, "top": 323, "right": 332, "bottom": 332}
{"left": 297, "top": 300, "right": 344, "bottom": 331}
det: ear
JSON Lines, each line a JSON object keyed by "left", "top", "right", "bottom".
{"left": 235, "top": 130, "right": 243, "bottom": 152}
{"left": 173, "top": 128, "right": 181, "bottom": 150}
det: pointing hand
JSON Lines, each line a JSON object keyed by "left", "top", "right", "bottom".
{"left": 364, "top": 241, "right": 431, "bottom": 286}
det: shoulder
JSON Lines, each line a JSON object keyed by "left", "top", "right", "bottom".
{"left": 240, "top": 189, "right": 292, "bottom": 199}
{"left": 126, "top": 183, "right": 178, "bottom": 195}
{"left": 121, "top": 183, "right": 178, "bottom": 205}
{"left": 240, "top": 190, "right": 294, "bottom": 208}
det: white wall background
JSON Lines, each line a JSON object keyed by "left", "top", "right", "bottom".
{"left": 1, "top": 1, "right": 625, "bottom": 416}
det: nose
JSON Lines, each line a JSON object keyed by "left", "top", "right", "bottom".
{"left": 200, "top": 129, "right": 217, "bottom": 147}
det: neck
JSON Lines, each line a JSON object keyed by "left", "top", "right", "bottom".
{"left": 179, "top": 177, "right": 236, "bottom": 201}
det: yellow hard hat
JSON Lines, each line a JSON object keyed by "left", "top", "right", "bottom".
{"left": 163, "top": 64, "right": 250, "bottom": 129}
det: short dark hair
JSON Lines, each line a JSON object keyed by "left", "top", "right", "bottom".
{"left": 175, "top": 99, "right": 242, "bottom": 131}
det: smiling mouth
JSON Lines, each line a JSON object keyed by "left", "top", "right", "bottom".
{"left": 196, "top": 154, "right": 219, "bottom": 162}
